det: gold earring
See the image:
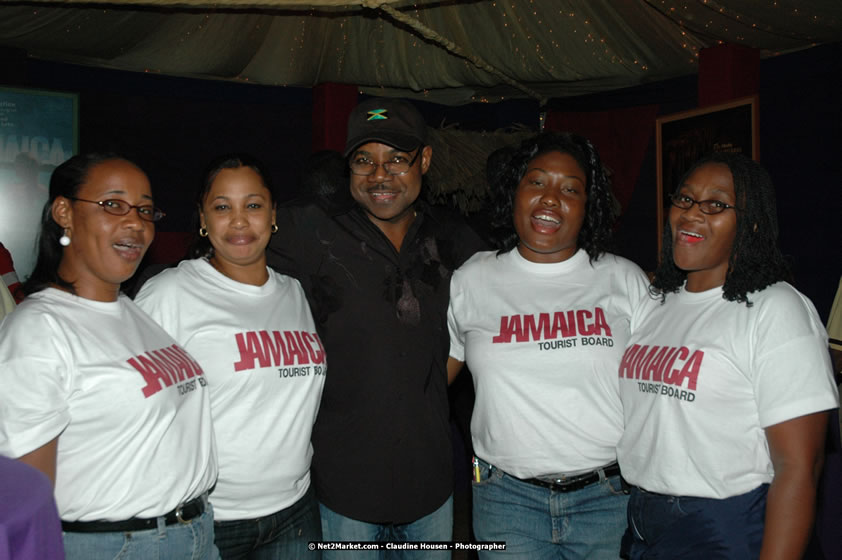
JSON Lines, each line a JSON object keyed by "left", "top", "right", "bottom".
{"left": 271, "top": 224, "right": 278, "bottom": 234}
{"left": 199, "top": 226, "right": 208, "bottom": 237}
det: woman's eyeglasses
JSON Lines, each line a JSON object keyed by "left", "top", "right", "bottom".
{"left": 67, "top": 197, "right": 166, "bottom": 222}
{"left": 670, "top": 193, "right": 740, "bottom": 215}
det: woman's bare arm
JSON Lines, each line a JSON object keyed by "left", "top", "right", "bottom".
{"left": 759, "top": 411, "right": 828, "bottom": 560}
{"left": 18, "top": 438, "right": 59, "bottom": 486}
{"left": 447, "top": 357, "right": 465, "bottom": 386}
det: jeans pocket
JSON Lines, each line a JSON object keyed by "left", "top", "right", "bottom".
{"left": 601, "top": 474, "right": 628, "bottom": 496}
{"left": 600, "top": 475, "right": 626, "bottom": 496}
{"left": 471, "top": 459, "right": 499, "bottom": 487}
{"left": 671, "top": 495, "right": 696, "bottom": 517}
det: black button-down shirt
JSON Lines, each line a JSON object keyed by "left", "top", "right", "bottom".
{"left": 267, "top": 199, "right": 484, "bottom": 523}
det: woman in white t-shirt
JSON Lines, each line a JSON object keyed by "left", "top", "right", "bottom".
{"left": 616, "top": 153, "right": 838, "bottom": 558}
{"left": 447, "top": 132, "right": 649, "bottom": 558}
{"left": 0, "top": 153, "right": 219, "bottom": 560}
{"left": 135, "top": 154, "right": 325, "bottom": 559}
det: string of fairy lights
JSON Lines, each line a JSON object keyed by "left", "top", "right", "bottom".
{"left": 14, "top": 1, "right": 842, "bottom": 103}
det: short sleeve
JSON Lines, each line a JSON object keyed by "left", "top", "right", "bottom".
{"left": 622, "top": 258, "right": 652, "bottom": 318}
{"left": 447, "top": 270, "right": 467, "bottom": 362}
{"left": 134, "top": 268, "right": 180, "bottom": 335}
{"left": 752, "top": 285, "right": 838, "bottom": 428}
{"left": 0, "top": 309, "right": 71, "bottom": 458}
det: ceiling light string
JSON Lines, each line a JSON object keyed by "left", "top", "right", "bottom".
{"left": 693, "top": 0, "right": 824, "bottom": 42}
{"left": 359, "top": 0, "right": 548, "bottom": 106}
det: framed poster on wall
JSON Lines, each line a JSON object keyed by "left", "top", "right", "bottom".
{"left": 655, "top": 96, "right": 758, "bottom": 255}
{"left": 0, "top": 86, "right": 78, "bottom": 280}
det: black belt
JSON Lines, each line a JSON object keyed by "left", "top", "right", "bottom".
{"left": 61, "top": 494, "right": 206, "bottom": 533}
{"left": 518, "top": 463, "right": 621, "bottom": 493}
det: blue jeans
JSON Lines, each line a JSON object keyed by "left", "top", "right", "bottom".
{"left": 318, "top": 495, "right": 453, "bottom": 559}
{"left": 214, "top": 485, "right": 322, "bottom": 559}
{"left": 622, "top": 484, "right": 768, "bottom": 559}
{"left": 472, "top": 458, "right": 628, "bottom": 559}
{"left": 62, "top": 504, "right": 218, "bottom": 560}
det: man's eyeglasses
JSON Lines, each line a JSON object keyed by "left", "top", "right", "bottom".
{"left": 349, "top": 146, "right": 423, "bottom": 177}
{"left": 67, "top": 197, "right": 166, "bottom": 222}
{"left": 670, "top": 193, "right": 740, "bottom": 215}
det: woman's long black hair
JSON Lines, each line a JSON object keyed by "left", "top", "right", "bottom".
{"left": 651, "top": 152, "right": 791, "bottom": 305}
{"left": 23, "top": 152, "right": 130, "bottom": 295}
{"left": 487, "top": 131, "right": 616, "bottom": 262}
{"left": 186, "top": 154, "right": 276, "bottom": 259}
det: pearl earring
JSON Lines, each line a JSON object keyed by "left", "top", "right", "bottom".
{"left": 59, "top": 230, "right": 71, "bottom": 247}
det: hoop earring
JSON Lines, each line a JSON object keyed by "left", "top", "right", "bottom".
{"left": 199, "top": 227, "right": 208, "bottom": 238}
{"left": 271, "top": 224, "right": 278, "bottom": 234}
{"left": 59, "top": 229, "right": 71, "bottom": 247}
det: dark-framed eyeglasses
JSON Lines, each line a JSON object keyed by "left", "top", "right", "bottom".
{"left": 349, "top": 146, "right": 423, "bottom": 177}
{"left": 67, "top": 196, "right": 166, "bottom": 222}
{"left": 670, "top": 193, "right": 740, "bottom": 215}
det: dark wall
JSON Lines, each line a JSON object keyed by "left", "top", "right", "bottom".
{"left": 757, "top": 43, "right": 842, "bottom": 321}
{"left": 3, "top": 50, "right": 313, "bottom": 233}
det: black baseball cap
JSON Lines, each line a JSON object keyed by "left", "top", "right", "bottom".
{"left": 344, "top": 98, "right": 428, "bottom": 157}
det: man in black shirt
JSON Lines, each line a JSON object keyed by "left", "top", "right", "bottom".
{"left": 267, "top": 97, "right": 484, "bottom": 555}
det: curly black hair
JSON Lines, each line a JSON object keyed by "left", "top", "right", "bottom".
{"left": 486, "top": 131, "right": 616, "bottom": 262}
{"left": 651, "top": 152, "right": 791, "bottom": 305}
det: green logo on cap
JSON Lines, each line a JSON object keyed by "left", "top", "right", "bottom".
{"left": 367, "top": 109, "right": 388, "bottom": 121}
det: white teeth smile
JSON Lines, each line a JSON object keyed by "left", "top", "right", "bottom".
{"left": 114, "top": 242, "right": 142, "bottom": 249}
{"left": 534, "top": 214, "right": 560, "bottom": 225}
{"left": 681, "top": 230, "right": 703, "bottom": 238}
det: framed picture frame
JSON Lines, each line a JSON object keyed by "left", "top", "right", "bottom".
{"left": 655, "top": 96, "right": 758, "bottom": 255}
{"left": 0, "top": 86, "right": 78, "bottom": 280}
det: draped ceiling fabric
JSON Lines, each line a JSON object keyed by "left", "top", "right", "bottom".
{"left": 1, "top": 1, "right": 841, "bottom": 105}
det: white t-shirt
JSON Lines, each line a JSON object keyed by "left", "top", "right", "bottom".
{"left": 617, "top": 283, "right": 839, "bottom": 499}
{"left": 0, "top": 288, "right": 218, "bottom": 521}
{"left": 135, "top": 259, "right": 326, "bottom": 521}
{"left": 448, "top": 248, "right": 649, "bottom": 478}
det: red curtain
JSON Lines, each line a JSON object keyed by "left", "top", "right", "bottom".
{"left": 545, "top": 104, "right": 659, "bottom": 215}
{"left": 311, "top": 83, "right": 358, "bottom": 153}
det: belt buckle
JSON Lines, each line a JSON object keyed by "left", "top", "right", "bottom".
{"left": 175, "top": 505, "right": 190, "bottom": 525}
{"left": 558, "top": 471, "right": 593, "bottom": 490}
{"left": 556, "top": 473, "right": 582, "bottom": 486}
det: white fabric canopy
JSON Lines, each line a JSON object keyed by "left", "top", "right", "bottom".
{"left": 1, "top": 1, "right": 841, "bottom": 105}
